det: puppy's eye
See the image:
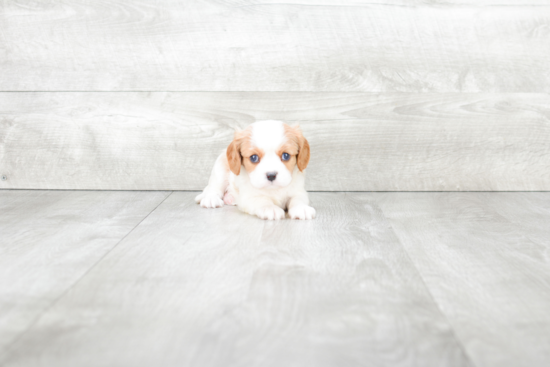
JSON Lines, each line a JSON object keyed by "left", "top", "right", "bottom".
{"left": 281, "top": 152, "right": 290, "bottom": 161}
{"left": 250, "top": 155, "right": 259, "bottom": 163}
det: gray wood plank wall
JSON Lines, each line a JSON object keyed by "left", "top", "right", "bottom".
{"left": 1, "top": 1, "right": 549, "bottom": 190}
{"left": 1, "top": 93, "right": 549, "bottom": 191}
{"left": 2, "top": 0, "right": 550, "bottom": 92}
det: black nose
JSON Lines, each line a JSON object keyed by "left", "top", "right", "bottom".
{"left": 266, "top": 172, "right": 277, "bottom": 182}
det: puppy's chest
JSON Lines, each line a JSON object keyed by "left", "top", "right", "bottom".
{"left": 269, "top": 193, "right": 292, "bottom": 209}
{"left": 229, "top": 176, "right": 293, "bottom": 208}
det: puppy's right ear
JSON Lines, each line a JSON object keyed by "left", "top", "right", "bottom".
{"left": 226, "top": 133, "right": 242, "bottom": 175}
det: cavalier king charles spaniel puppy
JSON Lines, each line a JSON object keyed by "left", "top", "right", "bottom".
{"left": 195, "top": 120, "right": 315, "bottom": 220}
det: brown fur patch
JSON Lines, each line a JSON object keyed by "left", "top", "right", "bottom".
{"left": 277, "top": 140, "right": 298, "bottom": 173}
{"left": 228, "top": 123, "right": 310, "bottom": 176}
{"left": 282, "top": 154, "right": 297, "bottom": 172}
{"left": 241, "top": 141, "right": 264, "bottom": 174}
{"left": 226, "top": 129, "right": 250, "bottom": 175}
{"left": 283, "top": 124, "right": 310, "bottom": 172}
{"left": 226, "top": 128, "right": 264, "bottom": 175}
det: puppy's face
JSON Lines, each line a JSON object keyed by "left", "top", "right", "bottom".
{"left": 226, "top": 120, "right": 310, "bottom": 189}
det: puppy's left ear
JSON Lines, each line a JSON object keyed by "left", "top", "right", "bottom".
{"left": 295, "top": 127, "right": 310, "bottom": 172}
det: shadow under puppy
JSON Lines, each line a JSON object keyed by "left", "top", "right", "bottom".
{"left": 195, "top": 120, "right": 315, "bottom": 220}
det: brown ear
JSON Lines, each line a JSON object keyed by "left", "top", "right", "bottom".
{"left": 226, "top": 135, "right": 242, "bottom": 175}
{"left": 296, "top": 131, "right": 310, "bottom": 172}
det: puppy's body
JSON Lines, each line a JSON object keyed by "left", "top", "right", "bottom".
{"left": 195, "top": 120, "right": 315, "bottom": 220}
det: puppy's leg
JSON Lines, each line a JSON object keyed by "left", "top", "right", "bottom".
{"left": 239, "top": 196, "right": 285, "bottom": 221}
{"left": 195, "top": 152, "right": 229, "bottom": 208}
{"left": 288, "top": 192, "right": 316, "bottom": 220}
{"left": 223, "top": 190, "right": 236, "bottom": 205}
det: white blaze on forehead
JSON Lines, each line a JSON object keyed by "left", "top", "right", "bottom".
{"left": 250, "top": 120, "right": 286, "bottom": 151}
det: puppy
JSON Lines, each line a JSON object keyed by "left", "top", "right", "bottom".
{"left": 195, "top": 120, "right": 315, "bottom": 220}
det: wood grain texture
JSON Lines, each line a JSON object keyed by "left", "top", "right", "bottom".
{"left": 0, "top": 192, "right": 471, "bottom": 367}
{"left": 0, "top": 190, "right": 170, "bottom": 355}
{"left": 1, "top": 92, "right": 549, "bottom": 191}
{"left": 375, "top": 192, "right": 550, "bottom": 367}
{"left": 239, "top": 0, "right": 550, "bottom": 4}
{"left": 1, "top": 0, "right": 550, "bottom": 92}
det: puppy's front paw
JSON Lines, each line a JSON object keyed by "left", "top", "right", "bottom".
{"left": 194, "top": 192, "right": 204, "bottom": 204}
{"left": 255, "top": 205, "right": 286, "bottom": 221}
{"left": 289, "top": 205, "right": 316, "bottom": 220}
{"left": 196, "top": 193, "right": 224, "bottom": 208}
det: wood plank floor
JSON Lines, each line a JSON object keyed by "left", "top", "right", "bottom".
{"left": 375, "top": 193, "right": 550, "bottom": 367}
{"left": 0, "top": 190, "right": 170, "bottom": 353}
{"left": 1, "top": 190, "right": 549, "bottom": 367}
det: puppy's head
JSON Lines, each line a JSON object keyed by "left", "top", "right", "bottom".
{"left": 226, "top": 120, "right": 310, "bottom": 189}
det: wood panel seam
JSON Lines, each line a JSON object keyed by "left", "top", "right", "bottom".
{"left": 0, "top": 191, "right": 174, "bottom": 360}
{"left": 379, "top": 204, "right": 479, "bottom": 367}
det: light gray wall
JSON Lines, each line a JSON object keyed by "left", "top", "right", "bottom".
{"left": 1, "top": 0, "right": 549, "bottom": 190}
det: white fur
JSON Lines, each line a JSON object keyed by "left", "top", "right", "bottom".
{"left": 195, "top": 120, "right": 315, "bottom": 220}
{"left": 247, "top": 121, "right": 293, "bottom": 190}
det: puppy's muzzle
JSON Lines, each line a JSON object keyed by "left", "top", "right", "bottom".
{"left": 266, "top": 172, "right": 277, "bottom": 182}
